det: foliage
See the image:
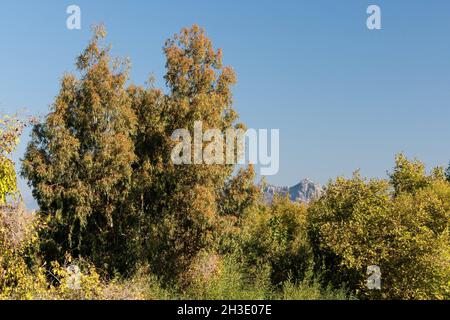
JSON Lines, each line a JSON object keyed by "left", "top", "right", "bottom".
{"left": 218, "top": 166, "right": 260, "bottom": 217}
{"left": 0, "top": 203, "right": 46, "bottom": 300}
{"left": 0, "top": 160, "right": 16, "bottom": 206}
{"left": 389, "top": 153, "right": 429, "bottom": 196}
{"left": 5, "top": 25, "right": 450, "bottom": 300}
{"left": 0, "top": 114, "right": 43, "bottom": 300}
{"left": 274, "top": 272, "right": 353, "bottom": 300}
{"left": 387, "top": 181, "right": 450, "bottom": 299}
{"left": 240, "top": 196, "right": 314, "bottom": 285}
{"left": 129, "top": 24, "right": 257, "bottom": 280}
{"left": 0, "top": 115, "right": 26, "bottom": 204}
{"left": 22, "top": 24, "right": 258, "bottom": 280}
{"left": 308, "top": 155, "right": 450, "bottom": 299}
{"left": 181, "top": 254, "right": 350, "bottom": 300}
{"left": 21, "top": 26, "right": 139, "bottom": 274}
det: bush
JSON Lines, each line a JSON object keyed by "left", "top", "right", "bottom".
{"left": 182, "top": 254, "right": 270, "bottom": 300}
{"left": 0, "top": 114, "right": 27, "bottom": 204}
{"left": 239, "top": 196, "right": 314, "bottom": 286}
{"left": 308, "top": 157, "right": 450, "bottom": 299}
{"left": 275, "top": 273, "right": 353, "bottom": 300}
{"left": 387, "top": 180, "right": 450, "bottom": 299}
{"left": 0, "top": 203, "right": 48, "bottom": 300}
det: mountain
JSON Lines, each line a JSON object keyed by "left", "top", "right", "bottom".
{"left": 263, "top": 178, "right": 323, "bottom": 204}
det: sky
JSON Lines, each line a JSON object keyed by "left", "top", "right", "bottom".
{"left": 1, "top": 0, "right": 450, "bottom": 209}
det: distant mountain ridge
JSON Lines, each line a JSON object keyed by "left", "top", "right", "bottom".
{"left": 263, "top": 178, "right": 323, "bottom": 204}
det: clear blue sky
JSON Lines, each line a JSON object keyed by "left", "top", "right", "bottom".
{"left": 1, "top": 0, "right": 450, "bottom": 209}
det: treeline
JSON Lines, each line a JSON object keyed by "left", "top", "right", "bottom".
{"left": 0, "top": 25, "right": 449, "bottom": 300}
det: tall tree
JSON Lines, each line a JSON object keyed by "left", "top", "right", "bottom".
{"left": 131, "top": 25, "right": 258, "bottom": 278}
{"left": 21, "top": 26, "right": 138, "bottom": 273}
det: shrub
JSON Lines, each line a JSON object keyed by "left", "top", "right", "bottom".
{"left": 240, "top": 196, "right": 314, "bottom": 286}
{"left": 308, "top": 157, "right": 450, "bottom": 299}
{"left": 181, "top": 254, "right": 352, "bottom": 300}
{"left": 0, "top": 203, "right": 48, "bottom": 300}
{"left": 275, "top": 273, "right": 352, "bottom": 300}
{"left": 0, "top": 114, "right": 26, "bottom": 204}
{"left": 386, "top": 180, "right": 450, "bottom": 299}
{"left": 183, "top": 255, "right": 271, "bottom": 300}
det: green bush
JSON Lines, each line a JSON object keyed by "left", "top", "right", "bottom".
{"left": 240, "top": 196, "right": 314, "bottom": 286}
{"left": 182, "top": 254, "right": 271, "bottom": 300}
{"left": 275, "top": 274, "right": 353, "bottom": 300}
{"left": 307, "top": 156, "right": 450, "bottom": 299}
{"left": 180, "top": 254, "right": 350, "bottom": 300}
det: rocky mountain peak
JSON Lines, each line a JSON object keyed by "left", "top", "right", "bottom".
{"left": 263, "top": 178, "right": 322, "bottom": 204}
